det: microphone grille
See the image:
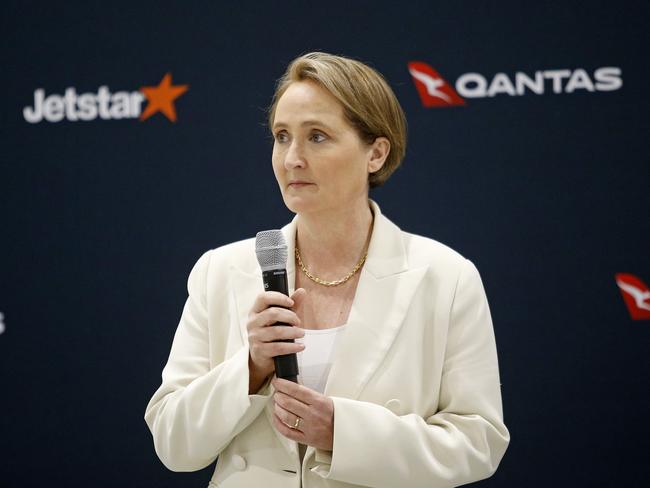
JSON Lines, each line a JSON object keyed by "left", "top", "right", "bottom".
{"left": 255, "top": 230, "right": 288, "bottom": 271}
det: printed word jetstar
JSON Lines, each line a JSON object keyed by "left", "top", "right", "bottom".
{"left": 23, "top": 87, "right": 145, "bottom": 123}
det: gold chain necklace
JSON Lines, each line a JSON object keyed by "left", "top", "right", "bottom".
{"left": 295, "top": 246, "right": 367, "bottom": 287}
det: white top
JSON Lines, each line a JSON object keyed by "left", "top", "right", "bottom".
{"left": 296, "top": 324, "right": 347, "bottom": 394}
{"left": 296, "top": 324, "right": 347, "bottom": 466}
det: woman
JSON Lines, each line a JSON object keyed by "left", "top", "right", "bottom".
{"left": 145, "top": 52, "right": 509, "bottom": 487}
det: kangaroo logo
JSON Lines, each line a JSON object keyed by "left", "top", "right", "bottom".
{"left": 407, "top": 61, "right": 466, "bottom": 108}
{"left": 615, "top": 273, "right": 650, "bottom": 320}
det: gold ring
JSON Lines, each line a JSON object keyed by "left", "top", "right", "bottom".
{"left": 291, "top": 417, "right": 302, "bottom": 430}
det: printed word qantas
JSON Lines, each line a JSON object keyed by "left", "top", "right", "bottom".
{"left": 408, "top": 62, "right": 622, "bottom": 107}
{"left": 22, "top": 73, "right": 189, "bottom": 123}
{"left": 24, "top": 87, "right": 144, "bottom": 123}
{"left": 456, "top": 67, "right": 622, "bottom": 98}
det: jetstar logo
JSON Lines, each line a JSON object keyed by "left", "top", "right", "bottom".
{"left": 23, "top": 73, "right": 189, "bottom": 123}
{"left": 408, "top": 61, "right": 622, "bottom": 108}
{"left": 615, "top": 273, "right": 650, "bottom": 321}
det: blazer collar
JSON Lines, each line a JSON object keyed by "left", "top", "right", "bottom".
{"left": 278, "top": 198, "right": 408, "bottom": 278}
{"left": 231, "top": 199, "right": 405, "bottom": 278}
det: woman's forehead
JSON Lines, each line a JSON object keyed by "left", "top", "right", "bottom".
{"left": 274, "top": 81, "right": 344, "bottom": 126}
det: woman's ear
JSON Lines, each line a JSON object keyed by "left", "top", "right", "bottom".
{"left": 367, "top": 137, "right": 390, "bottom": 174}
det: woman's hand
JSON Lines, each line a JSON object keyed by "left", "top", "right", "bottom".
{"left": 272, "top": 378, "right": 335, "bottom": 452}
{"left": 247, "top": 288, "right": 306, "bottom": 393}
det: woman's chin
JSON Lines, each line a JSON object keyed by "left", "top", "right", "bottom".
{"left": 282, "top": 194, "right": 321, "bottom": 215}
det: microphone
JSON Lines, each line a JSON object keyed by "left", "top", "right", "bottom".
{"left": 255, "top": 230, "right": 299, "bottom": 383}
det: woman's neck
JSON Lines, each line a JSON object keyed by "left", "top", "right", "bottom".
{"left": 295, "top": 198, "right": 374, "bottom": 279}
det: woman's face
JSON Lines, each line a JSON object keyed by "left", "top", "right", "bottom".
{"left": 271, "top": 80, "right": 383, "bottom": 216}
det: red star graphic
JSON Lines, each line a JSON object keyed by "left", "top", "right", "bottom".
{"left": 139, "top": 73, "right": 189, "bottom": 122}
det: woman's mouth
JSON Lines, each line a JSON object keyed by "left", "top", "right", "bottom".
{"left": 288, "top": 181, "right": 313, "bottom": 188}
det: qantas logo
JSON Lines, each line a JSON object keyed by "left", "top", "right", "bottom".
{"left": 23, "top": 73, "right": 189, "bottom": 123}
{"left": 408, "top": 61, "right": 622, "bottom": 107}
{"left": 615, "top": 273, "right": 650, "bottom": 321}
{"left": 407, "top": 62, "right": 465, "bottom": 107}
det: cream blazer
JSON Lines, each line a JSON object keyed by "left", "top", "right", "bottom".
{"left": 145, "top": 201, "right": 510, "bottom": 488}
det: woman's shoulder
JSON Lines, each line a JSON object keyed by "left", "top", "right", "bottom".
{"left": 372, "top": 206, "right": 476, "bottom": 281}
{"left": 397, "top": 232, "right": 488, "bottom": 296}
{"left": 193, "top": 237, "right": 259, "bottom": 275}
{"left": 401, "top": 231, "right": 471, "bottom": 275}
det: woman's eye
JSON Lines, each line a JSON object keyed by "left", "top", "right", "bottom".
{"left": 274, "top": 132, "right": 288, "bottom": 143}
{"left": 310, "top": 132, "right": 326, "bottom": 143}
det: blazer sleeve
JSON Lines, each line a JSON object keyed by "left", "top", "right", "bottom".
{"left": 144, "top": 250, "right": 271, "bottom": 472}
{"left": 311, "top": 259, "right": 510, "bottom": 487}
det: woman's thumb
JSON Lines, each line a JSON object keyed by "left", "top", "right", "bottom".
{"left": 290, "top": 287, "right": 307, "bottom": 308}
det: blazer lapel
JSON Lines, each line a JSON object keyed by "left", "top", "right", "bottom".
{"left": 305, "top": 203, "right": 427, "bottom": 470}
{"left": 323, "top": 202, "right": 427, "bottom": 399}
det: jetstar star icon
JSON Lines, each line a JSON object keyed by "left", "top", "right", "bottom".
{"left": 615, "top": 273, "right": 650, "bottom": 321}
{"left": 140, "top": 73, "right": 189, "bottom": 122}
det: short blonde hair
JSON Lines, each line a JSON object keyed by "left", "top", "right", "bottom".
{"left": 268, "top": 52, "right": 407, "bottom": 188}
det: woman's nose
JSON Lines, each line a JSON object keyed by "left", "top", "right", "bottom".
{"left": 284, "top": 141, "right": 306, "bottom": 169}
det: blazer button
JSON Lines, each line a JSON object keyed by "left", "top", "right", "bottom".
{"left": 232, "top": 455, "right": 247, "bottom": 471}
{"left": 384, "top": 399, "right": 401, "bottom": 414}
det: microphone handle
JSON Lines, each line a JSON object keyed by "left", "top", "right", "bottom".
{"left": 262, "top": 268, "right": 299, "bottom": 382}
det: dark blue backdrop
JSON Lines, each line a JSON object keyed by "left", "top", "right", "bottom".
{"left": 1, "top": 1, "right": 648, "bottom": 486}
